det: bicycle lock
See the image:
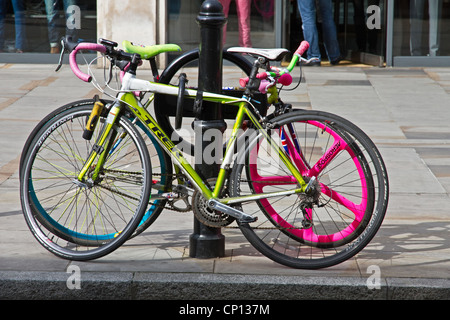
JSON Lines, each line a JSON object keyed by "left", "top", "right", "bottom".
{"left": 189, "top": 0, "right": 227, "bottom": 259}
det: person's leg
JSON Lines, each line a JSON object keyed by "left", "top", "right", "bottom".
{"left": 0, "top": 1, "right": 7, "bottom": 50}
{"left": 218, "top": 0, "right": 231, "bottom": 45}
{"left": 428, "top": 0, "right": 441, "bottom": 56}
{"left": 235, "top": 0, "right": 252, "bottom": 47}
{"left": 317, "top": 0, "right": 340, "bottom": 62}
{"left": 45, "top": 0, "right": 60, "bottom": 52}
{"left": 12, "top": 0, "right": 26, "bottom": 51}
{"left": 410, "top": 0, "right": 425, "bottom": 56}
{"left": 297, "top": 0, "right": 320, "bottom": 61}
{"left": 63, "top": 0, "right": 77, "bottom": 40}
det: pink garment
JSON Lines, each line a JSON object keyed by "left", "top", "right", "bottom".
{"left": 219, "top": 0, "right": 252, "bottom": 47}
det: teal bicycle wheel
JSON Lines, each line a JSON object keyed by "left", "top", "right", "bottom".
{"left": 20, "top": 104, "right": 153, "bottom": 260}
{"left": 20, "top": 99, "right": 172, "bottom": 243}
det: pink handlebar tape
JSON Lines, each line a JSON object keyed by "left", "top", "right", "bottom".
{"left": 69, "top": 43, "right": 107, "bottom": 82}
{"left": 295, "top": 41, "right": 309, "bottom": 57}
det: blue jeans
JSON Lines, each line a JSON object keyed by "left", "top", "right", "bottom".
{"left": 45, "top": 0, "right": 76, "bottom": 47}
{"left": 0, "top": 0, "right": 26, "bottom": 50}
{"left": 410, "top": 0, "right": 442, "bottom": 56}
{"left": 297, "top": 0, "right": 340, "bottom": 61}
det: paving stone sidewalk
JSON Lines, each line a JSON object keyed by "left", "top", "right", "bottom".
{"left": 0, "top": 62, "right": 449, "bottom": 300}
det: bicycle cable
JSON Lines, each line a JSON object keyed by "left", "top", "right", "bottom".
{"left": 278, "top": 63, "right": 303, "bottom": 92}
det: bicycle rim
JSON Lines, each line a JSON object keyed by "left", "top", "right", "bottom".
{"left": 132, "top": 121, "right": 172, "bottom": 236}
{"left": 19, "top": 100, "right": 171, "bottom": 240}
{"left": 230, "top": 110, "right": 389, "bottom": 269}
{"left": 20, "top": 106, "right": 152, "bottom": 260}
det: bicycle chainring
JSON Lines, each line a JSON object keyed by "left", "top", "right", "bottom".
{"left": 192, "top": 178, "right": 235, "bottom": 228}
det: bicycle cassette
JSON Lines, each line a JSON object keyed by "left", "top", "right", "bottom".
{"left": 192, "top": 178, "right": 235, "bottom": 228}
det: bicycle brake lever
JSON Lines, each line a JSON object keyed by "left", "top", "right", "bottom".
{"left": 55, "top": 39, "right": 66, "bottom": 72}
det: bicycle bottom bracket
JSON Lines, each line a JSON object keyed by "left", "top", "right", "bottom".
{"left": 192, "top": 178, "right": 235, "bottom": 228}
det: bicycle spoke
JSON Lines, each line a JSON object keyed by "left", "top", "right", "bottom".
{"left": 21, "top": 105, "right": 152, "bottom": 260}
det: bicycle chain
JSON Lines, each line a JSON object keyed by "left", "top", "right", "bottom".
{"left": 96, "top": 170, "right": 307, "bottom": 230}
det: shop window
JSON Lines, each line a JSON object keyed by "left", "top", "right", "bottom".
{"left": 0, "top": 0, "right": 96, "bottom": 54}
{"left": 168, "top": 0, "right": 276, "bottom": 53}
{"left": 393, "top": 0, "right": 450, "bottom": 57}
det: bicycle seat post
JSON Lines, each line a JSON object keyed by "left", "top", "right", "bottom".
{"left": 189, "top": 0, "right": 227, "bottom": 259}
{"left": 245, "top": 57, "right": 266, "bottom": 96}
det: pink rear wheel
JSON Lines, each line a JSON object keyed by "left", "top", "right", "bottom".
{"left": 230, "top": 110, "right": 388, "bottom": 269}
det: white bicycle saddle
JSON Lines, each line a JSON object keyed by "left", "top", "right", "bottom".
{"left": 227, "top": 47, "right": 289, "bottom": 61}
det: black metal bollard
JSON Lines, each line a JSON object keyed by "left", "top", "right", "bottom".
{"left": 189, "top": 0, "right": 227, "bottom": 259}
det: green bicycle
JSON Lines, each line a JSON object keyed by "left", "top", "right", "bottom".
{"left": 18, "top": 45, "right": 256, "bottom": 242}
{"left": 20, "top": 37, "right": 389, "bottom": 269}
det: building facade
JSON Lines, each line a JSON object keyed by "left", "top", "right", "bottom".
{"left": 0, "top": 0, "right": 449, "bottom": 67}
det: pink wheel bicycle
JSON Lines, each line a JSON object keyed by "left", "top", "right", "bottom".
{"left": 230, "top": 110, "right": 388, "bottom": 269}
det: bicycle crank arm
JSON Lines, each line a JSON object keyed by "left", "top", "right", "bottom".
{"left": 207, "top": 199, "right": 257, "bottom": 223}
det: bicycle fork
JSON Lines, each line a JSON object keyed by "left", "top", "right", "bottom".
{"left": 76, "top": 101, "right": 122, "bottom": 186}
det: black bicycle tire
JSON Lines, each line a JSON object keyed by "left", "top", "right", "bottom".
{"left": 245, "top": 115, "right": 375, "bottom": 249}
{"left": 19, "top": 99, "right": 97, "bottom": 179}
{"left": 230, "top": 109, "right": 389, "bottom": 269}
{"left": 19, "top": 99, "right": 172, "bottom": 240}
{"left": 21, "top": 106, "right": 152, "bottom": 260}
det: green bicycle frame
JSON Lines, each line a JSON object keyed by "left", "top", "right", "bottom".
{"left": 77, "top": 75, "right": 308, "bottom": 205}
